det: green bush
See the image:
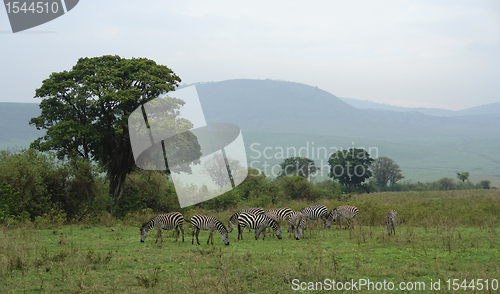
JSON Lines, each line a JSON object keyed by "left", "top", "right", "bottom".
{"left": 115, "top": 170, "right": 179, "bottom": 217}
{"left": 439, "top": 177, "right": 456, "bottom": 191}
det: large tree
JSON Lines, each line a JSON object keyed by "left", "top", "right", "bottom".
{"left": 371, "top": 156, "right": 404, "bottom": 188}
{"left": 328, "top": 148, "right": 374, "bottom": 193}
{"left": 30, "top": 55, "right": 184, "bottom": 211}
{"left": 277, "top": 157, "right": 318, "bottom": 179}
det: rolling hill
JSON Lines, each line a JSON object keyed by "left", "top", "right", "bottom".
{"left": 1, "top": 79, "right": 499, "bottom": 186}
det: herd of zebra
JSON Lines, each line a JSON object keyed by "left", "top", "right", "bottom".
{"left": 140, "top": 205, "right": 398, "bottom": 245}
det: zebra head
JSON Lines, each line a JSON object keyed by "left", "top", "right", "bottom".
{"left": 227, "top": 220, "right": 235, "bottom": 233}
{"left": 221, "top": 231, "right": 230, "bottom": 245}
{"left": 325, "top": 210, "right": 338, "bottom": 229}
{"left": 140, "top": 226, "right": 148, "bottom": 242}
{"left": 295, "top": 226, "right": 303, "bottom": 240}
{"left": 274, "top": 227, "right": 282, "bottom": 239}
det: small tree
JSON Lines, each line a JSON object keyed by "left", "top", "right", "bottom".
{"left": 456, "top": 171, "right": 470, "bottom": 183}
{"left": 328, "top": 148, "right": 374, "bottom": 193}
{"left": 277, "top": 157, "right": 318, "bottom": 179}
{"left": 371, "top": 156, "right": 404, "bottom": 188}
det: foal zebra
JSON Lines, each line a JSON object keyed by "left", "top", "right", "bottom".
{"left": 140, "top": 212, "right": 185, "bottom": 243}
{"left": 264, "top": 207, "right": 293, "bottom": 233}
{"left": 300, "top": 205, "right": 328, "bottom": 228}
{"left": 237, "top": 213, "right": 282, "bottom": 240}
{"left": 185, "top": 214, "right": 229, "bottom": 245}
{"left": 326, "top": 205, "right": 359, "bottom": 230}
{"left": 228, "top": 207, "right": 265, "bottom": 233}
{"left": 386, "top": 210, "right": 397, "bottom": 236}
{"left": 287, "top": 211, "right": 307, "bottom": 240}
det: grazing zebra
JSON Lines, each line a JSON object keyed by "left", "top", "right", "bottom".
{"left": 227, "top": 207, "right": 265, "bottom": 233}
{"left": 287, "top": 211, "right": 307, "bottom": 240}
{"left": 386, "top": 209, "right": 397, "bottom": 236}
{"left": 140, "top": 212, "right": 185, "bottom": 243}
{"left": 185, "top": 214, "right": 229, "bottom": 245}
{"left": 264, "top": 207, "right": 293, "bottom": 233}
{"left": 237, "top": 213, "right": 282, "bottom": 240}
{"left": 326, "top": 205, "right": 359, "bottom": 230}
{"left": 300, "top": 205, "right": 328, "bottom": 228}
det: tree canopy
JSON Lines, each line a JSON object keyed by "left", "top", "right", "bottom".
{"left": 371, "top": 156, "right": 404, "bottom": 188}
{"left": 30, "top": 55, "right": 184, "bottom": 210}
{"left": 457, "top": 171, "right": 470, "bottom": 183}
{"left": 277, "top": 157, "right": 318, "bottom": 179}
{"left": 328, "top": 148, "right": 374, "bottom": 193}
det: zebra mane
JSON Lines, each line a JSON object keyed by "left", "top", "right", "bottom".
{"left": 229, "top": 212, "right": 239, "bottom": 223}
{"left": 140, "top": 218, "right": 154, "bottom": 231}
{"left": 215, "top": 219, "right": 229, "bottom": 233}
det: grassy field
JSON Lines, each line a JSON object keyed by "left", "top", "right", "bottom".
{"left": 1, "top": 190, "right": 499, "bottom": 293}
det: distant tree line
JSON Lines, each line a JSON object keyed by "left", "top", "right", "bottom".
{"left": 0, "top": 148, "right": 493, "bottom": 224}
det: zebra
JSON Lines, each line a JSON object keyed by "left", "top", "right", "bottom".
{"left": 185, "top": 214, "right": 229, "bottom": 245}
{"left": 264, "top": 207, "right": 293, "bottom": 233}
{"left": 326, "top": 205, "right": 359, "bottom": 230}
{"left": 227, "top": 207, "right": 265, "bottom": 233}
{"left": 386, "top": 209, "right": 397, "bottom": 236}
{"left": 287, "top": 211, "right": 307, "bottom": 240}
{"left": 237, "top": 212, "right": 282, "bottom": 240}
{"left": 300, "top": 205, "right": 328, "bottom": 228}
{"left": 140, "top": 212, "right": 185, "bottom": 243}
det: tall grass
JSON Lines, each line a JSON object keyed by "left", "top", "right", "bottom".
{"left": 1, "top": 189, "right": 499, "bottom": 293}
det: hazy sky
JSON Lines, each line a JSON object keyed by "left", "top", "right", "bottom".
{"left": 1, "top": 0, "right": 499, "bottom": 110}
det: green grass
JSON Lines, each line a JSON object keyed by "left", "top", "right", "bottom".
{"left": 1, "top": 190, "right": 500, "bottom": 293}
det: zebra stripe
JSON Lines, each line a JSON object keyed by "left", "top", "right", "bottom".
{"left": 237, "top": 213, "right": 282, "bottom": 240}
{"left": 300, "top": 205, "right": 328, "bottom": 227}
{"left": 326, "top": 205, "right": 359, "bottom": 230}
{"left": 287, "top": 211, "right": 307, "bottom": 240}
{"left": 228, "top": 207, "right": 265, "bottom": 233}
{"left": 386, "top": 209, "right": 397, "bottom": 236}
{"left": 264, "top": 207, "right": 293, "bottom": 233}
{"left": 186, "top": 214, "right": 229, "bottom": 245}
{"left": 140, "top": 212, "right": 185, "bottom": 243}
{"left": 264, "top": 207, "right": 293, "bottom": 222}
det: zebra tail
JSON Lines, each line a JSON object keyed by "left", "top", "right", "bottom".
{"left": 184, "top": 219, "right": 192, "bottom": 223}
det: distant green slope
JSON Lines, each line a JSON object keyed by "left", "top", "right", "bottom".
{"left": 1, "top": 79, "right": 499, "bottom": 186}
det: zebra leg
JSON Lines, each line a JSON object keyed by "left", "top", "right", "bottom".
{"left": 175, "top": 227, "right": 180, "bottom": 242}
{"left": 156, "top": 228, "right": 163, "bottom": 243}
{"left": 195, "top": 227, "right": 201, "bottom": 245}
{"left": 207, "top": 229, "right": 213, "bottom": 245}
{"left": 191, "top": 225, "right": 195, "bottom": 244}
{"left": 238, "top": 224, "right": 243, "bottom": 240}
{"left": 180, "top": 225, "right": 185, "bottom": 242}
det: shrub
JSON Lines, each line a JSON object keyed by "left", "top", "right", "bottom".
{"left": 478, "top": 180, "right": 491, "bottom": 189}
{"left": 439, "top": 177, "right": 455, "bottom": 191}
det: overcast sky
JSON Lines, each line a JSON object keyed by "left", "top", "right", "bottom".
{"left": 1, "top": 0, "right": 499, "bottom": 110}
